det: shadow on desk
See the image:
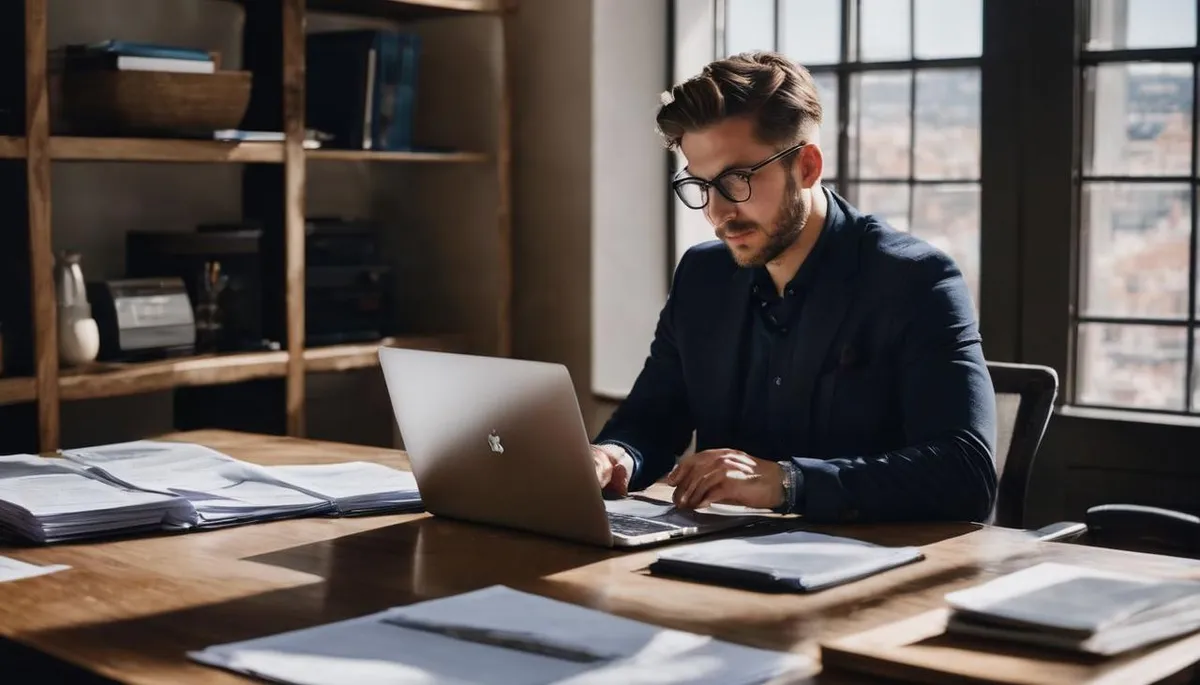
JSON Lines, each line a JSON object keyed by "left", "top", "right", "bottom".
{"left": 15, "top": 515, "right": 623, "bottom": 682}
{"left": 13, "top": 515, "right": 991, "bottom": 685}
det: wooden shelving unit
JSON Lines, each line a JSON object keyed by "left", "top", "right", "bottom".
{"left": 0, "top": 0, "right": 513, "bottom": 451}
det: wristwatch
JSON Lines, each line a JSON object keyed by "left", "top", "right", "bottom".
{"left": 775, "top": 461, "right": 797, "bottom": 514}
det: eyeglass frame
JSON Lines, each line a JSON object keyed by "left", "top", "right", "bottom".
{"left": 671, "top": 142, "right": 807, "bottom": 210}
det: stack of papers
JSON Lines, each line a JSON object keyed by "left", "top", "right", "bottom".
{"left": 944, "top": 562, "right": 1200, "bottom": 656}
{"left": 256, "top": 462, "right": 422, "bottom": 516}
{"left": 648, "top": 530, "right": 924, "bottom": 592}
{"left": 189, "top": 585, "right": 810, "bottom": 685}
{"left": 61, "top": 441, "right": 335, "bottom": 529}
{"left": 0, "top": 454, "right": 190, "bottom": 544}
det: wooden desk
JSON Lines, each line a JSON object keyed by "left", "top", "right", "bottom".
{"left": 1, "top": 429, "right": 1198, "bottom": 684}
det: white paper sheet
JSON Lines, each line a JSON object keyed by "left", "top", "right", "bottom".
{"left": 190, "top": 585, "right": 811, "bottom": 685}
{"left": 62, "top": 441, "right": 333, "bottom": 526}
{"left": 0, "top": 554, "right": 70, "bottom": 583}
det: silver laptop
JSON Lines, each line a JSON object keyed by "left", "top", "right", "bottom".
{"left": 377, "top": 346, "right": 753, "bottom": 548}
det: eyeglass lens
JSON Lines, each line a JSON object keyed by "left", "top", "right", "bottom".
{"left": 675, "top": 173, "right": 751, "bottom": 209}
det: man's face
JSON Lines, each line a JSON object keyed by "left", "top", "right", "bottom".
{"left": 678, "top": 116, "right": 813, "bottom": 268}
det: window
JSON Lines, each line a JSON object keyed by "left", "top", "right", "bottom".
{"left": 1073, "top": 0, "right": 1199, "bottom": 413}
{"left": 670, "top": 0, "right": 984, "bottom": 308}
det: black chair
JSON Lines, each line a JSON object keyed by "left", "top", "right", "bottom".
{"left": 1081, "top": 503, "right": 1200, "bottom": 560}
{"left": 985, "top": 361, "right": 1087, "bottom": 540}
{"left": 988, "top": 362, "right": 1199, "bottom": 555}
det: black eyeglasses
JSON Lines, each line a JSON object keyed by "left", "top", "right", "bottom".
{"left": 671, "top": 143, "right": 805, "bottom": 210}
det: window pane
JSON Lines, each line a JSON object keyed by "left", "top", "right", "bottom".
{"left": 727, "top": 0, "right": 776, "bottom": 55}
{"left": 1087, "top": 0, "right": 1196, "bottom": 51}
{"left": 1081, "top": 183, "right": 1191, "bottom": 319}
{"left": 859, "top": 0, "right": 911, "bottom": 61}
{"left": 1084, "top": 63, "right": 1194, "bottom": 177}
{"left": 914, "top": 68, "right": 981, "bottom": 180}
{"left": 812, "top": 72, "right": 839, "bottom": 178}
{"left": 849, "top": 71, "right": 912, "bottom": 179}
{"left": 914, "top": 0, "right": 982, "bottom": 58}
{"left": 1077, "top": 323, "right": 1187, "bottom": 411}
{"left": 782, "top": 0, "right": 841, "bottom": 65}
{"left": 852, "top": 182, "right": 911, "bottom": 232}
{"left": 912, "top": 183, "right": 980, "bottom": 307}
{"left": 673, "top": 151, "right": 716, "bottom": 264}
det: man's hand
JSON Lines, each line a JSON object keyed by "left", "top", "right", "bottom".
{"left": 590, "top": 444, "right": 633, "bottom": 497}
{"left": 665, "top": 449, "right": 785, "bottom": 510}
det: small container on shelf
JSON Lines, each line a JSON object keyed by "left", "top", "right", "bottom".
{"left": 47, "top": 40, "right": 252, "bottom": 137}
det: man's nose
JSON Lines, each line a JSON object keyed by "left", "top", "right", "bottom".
{"left": 705, "top": 192, "right": 737, "bottom": 227}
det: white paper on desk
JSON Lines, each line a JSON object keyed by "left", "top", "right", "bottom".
{"left": 189, "top": 585, "right": 811, "bottom": 685}
{"left": 0, "top": 554, "right": 69, "bottom": 583}
{"left": 254, "top": 462, "right": 422, "bottom": 514}
{"left": 61, "top": 441, "right": 333, "bottom": 525}
{"left": 0, "top": 453, "right": 191, "bottom": 543}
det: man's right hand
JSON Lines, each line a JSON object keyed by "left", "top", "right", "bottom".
{"left": 590, "top": 444, "right": 633, "bottom": 497}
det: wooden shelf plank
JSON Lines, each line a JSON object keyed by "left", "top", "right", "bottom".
{"left": 305, "top": 335, "right": 461, "bottom": 373}
{"left": 0, "top": 135, "right": 26, "bottom": 158}
{"left": 33, "top": 337, "right": 460, "bottom": 403}
{"left": 307, "top": 149, "right": 488, "bottom": 163}
{"left": 305, "top": 0, "right": 509, "bottom": 20}
{"left": 0, "top": 376, "right": 38, "bottom": 407}
{"left": 57, "top": 351, "right": 289, "bottom": 402}
{"left": 49, "top": 137, "right": 285, "bottom": 163}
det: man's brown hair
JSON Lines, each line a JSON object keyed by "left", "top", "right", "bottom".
{"left": 655, "top": 51, "right": 823, "bottom": 151}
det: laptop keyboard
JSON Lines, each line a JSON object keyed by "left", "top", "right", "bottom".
{"left": 607, "top": 512, "right": 684, "bottom": 537}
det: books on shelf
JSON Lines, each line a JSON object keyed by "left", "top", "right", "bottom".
{"left": 53, "top": 40, "right": 218, "bottom": 74}
{"left": 0, "top": 440, "right": 423, "bottom": 545}
{"left": 944, "top": 562, "right": 1200, "bottom": 656}
{"left": 647, "top": 530, "right": 925, "bottom": 592}
{"left": 306, "top": 29, "right": 421, "bottom": 151}
{"left": 189, "top": 585, "right": 812, "bottom": 685}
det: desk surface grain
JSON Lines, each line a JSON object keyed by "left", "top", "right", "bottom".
{"left": 1, "top": 429, "right": 1198, "bottom": 684}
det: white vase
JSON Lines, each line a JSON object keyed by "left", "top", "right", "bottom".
{"left": 59, "top": 311, "right": 100, "bottom": 366}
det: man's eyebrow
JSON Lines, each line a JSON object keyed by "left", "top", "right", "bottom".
{"left": 681, "top": 160, "right": 754, "bottom": 180}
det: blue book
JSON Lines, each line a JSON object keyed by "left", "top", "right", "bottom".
{"left": 83, "top": 40, "right": 212, "bottom": 62}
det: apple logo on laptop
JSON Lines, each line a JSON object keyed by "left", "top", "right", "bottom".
{"left": 487, "top": 430, "right": 504, "bottom": 454}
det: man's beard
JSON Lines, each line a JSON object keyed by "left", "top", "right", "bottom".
{"left": 719, "top": 172, "right": 809, "bottom": 268}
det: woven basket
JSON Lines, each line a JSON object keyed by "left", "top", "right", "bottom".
{"left": 50, "top": 69, "right": 252, "bottom": 136}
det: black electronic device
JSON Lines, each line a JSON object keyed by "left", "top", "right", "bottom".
{"left": 126, "top": 218, "right": 394, "bottom": 351}
{"left": 86, "top": 277, "right": 196, "bottom": 361}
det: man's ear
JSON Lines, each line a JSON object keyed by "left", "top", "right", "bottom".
{"left": 796, "top": 143, "right": 823, "bottom": 189}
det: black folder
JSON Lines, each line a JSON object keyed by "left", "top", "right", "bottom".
{"left": 648, "top": 530, "right": 924, "bottom": 593}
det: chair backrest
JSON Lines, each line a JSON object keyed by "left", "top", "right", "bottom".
{"left": 1085, "top": 504, "right": 1200, "bottom": 560}
{"left": 987, "top": 361, "right": 1059, "bottom": 528}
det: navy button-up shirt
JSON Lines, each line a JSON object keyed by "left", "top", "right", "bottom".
{"left": 733, "top": 190, "right": 838, "bottom": 464}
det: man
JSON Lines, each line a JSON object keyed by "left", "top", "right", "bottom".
{"left": 589, "top": 51, "right": 998, "bottom": 523}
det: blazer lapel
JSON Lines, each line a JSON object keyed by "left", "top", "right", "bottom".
{"left": 789, "top": 198, "right": 862, "bottom": 451}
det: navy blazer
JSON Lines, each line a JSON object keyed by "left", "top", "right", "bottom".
{"left": 595, "top": 189, "right": 998, "bottom": 524}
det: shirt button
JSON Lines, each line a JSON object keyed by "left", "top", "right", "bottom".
{"left": 787, "top": 289, "right": 794, "bottom": 296}
{"left": 774, "top": 376, "right": 782, "bottom": 386}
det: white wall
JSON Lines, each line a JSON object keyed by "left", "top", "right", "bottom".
{"left": 591, "top": 0, "right": 670, "bottom": 400}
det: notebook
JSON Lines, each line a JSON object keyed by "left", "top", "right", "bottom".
{"left": 647, "top": 529, "right": 924, "bottom": 592}
{"left": 188, "top": 585, "right": 812, "bottom": 685}
{"left": 944, "top": 562, "right": 1200, "bottom": 656}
